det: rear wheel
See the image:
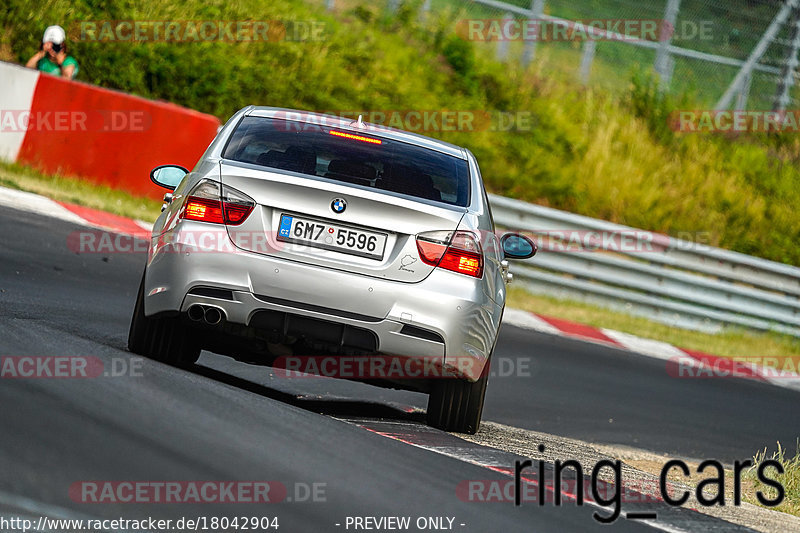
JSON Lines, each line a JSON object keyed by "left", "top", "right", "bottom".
{"left": 426, "top": 355, "right": 491, "bottom": 434}
{"left": 127, "top": 272, "right": 200, "bottom": 367}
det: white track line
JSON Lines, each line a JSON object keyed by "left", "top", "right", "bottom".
{"left": 502, "top": 308, "right": 561, "bottom": 335}
{"left": 0, "top": 187, "right": 86, "bottom": 225}
{"left": 600, "top": 329, "right": 688, "bottom": 362}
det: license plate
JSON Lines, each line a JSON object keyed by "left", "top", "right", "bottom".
{"left": 277, "top": 214, "right": 387, "bottom": 260}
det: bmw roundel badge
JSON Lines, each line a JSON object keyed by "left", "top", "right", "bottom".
{"left": 331, "top": 198, "right": 347, "bottom": 214}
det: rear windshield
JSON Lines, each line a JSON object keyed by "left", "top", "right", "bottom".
{"left": 222, "top": 116, "right": 471, "bottom": 207}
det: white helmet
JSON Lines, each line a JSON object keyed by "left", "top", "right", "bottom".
{"left": 42, "top": 25, "right": 66, "bottom": 45}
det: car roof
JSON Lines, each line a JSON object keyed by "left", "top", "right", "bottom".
{"left": 245, "top": 106, "right": 467, "bottom": 159}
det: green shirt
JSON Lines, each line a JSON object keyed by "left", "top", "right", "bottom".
{"left": 37, "top": 56, "right": 79, "bottom": 78}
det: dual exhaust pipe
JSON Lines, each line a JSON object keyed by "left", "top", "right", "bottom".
{"left": 188, "top": 304, "right": 225, "bottom": 325}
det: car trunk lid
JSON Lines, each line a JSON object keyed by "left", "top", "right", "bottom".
{"left": 220, "top": 161, "right": 465, "bottom": 284}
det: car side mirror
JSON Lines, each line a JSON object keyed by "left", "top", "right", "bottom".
{"left": 500, "top": 233, "right": 536, "bottom": 259}
{"left": 150, "top": 164, "right": 189, "bottom": 190}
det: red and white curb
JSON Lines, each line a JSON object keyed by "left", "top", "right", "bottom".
{"left": 2, "top": 185, "right": 798, "bottom": 393}
{"left": 502, "top": 309, "right": 800, "bottom": 392}
{"left": 0, "top": 185, "right": 152, "bottom": 235}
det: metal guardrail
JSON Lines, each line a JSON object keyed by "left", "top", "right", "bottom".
{"left": 490, "top": 194, "right": 800, "bottom": 337}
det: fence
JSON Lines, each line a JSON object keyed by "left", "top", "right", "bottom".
{"left": 325, "top": 0, "right": 800, "bottom": 111}
{"left": 490, "top": 194, "right": 800, "bottom": 337}
{"left": 465, "top": 0, "right": 800, "bottom": 112}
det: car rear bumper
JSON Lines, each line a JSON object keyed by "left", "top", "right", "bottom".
{"left": 143, "top": 221, "right": 503, "bottom": 379}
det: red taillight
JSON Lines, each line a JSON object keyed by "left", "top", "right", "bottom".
{"left": 416, "top": 230, "right": 483, "bottom": 278}
{"left": 223, "top": 201, "right": 254, "bottom": 225}
{"left": 179, "top": 180, "right": 254, "bottom": 226}
{"left": 416, "top": 239, "right": 448, "bottom": 265}
{"left": 183, "top": 197, "right": 224, "bottom": 224}
{"left": 439, "top": 249, "right": 483, "bottom": 277}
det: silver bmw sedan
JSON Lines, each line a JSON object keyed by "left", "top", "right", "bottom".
{"left": 128, "top": 106, "right": 535, "bottom": 434}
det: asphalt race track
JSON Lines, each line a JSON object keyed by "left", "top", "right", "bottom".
{"left": 1, "top": 205, "right": 798, "bottom": 532}
{"left": 483, "top": 327, "right": 800, "bottom": 463}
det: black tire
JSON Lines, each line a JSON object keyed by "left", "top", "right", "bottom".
{"left": 127, "top": 272, "right": 200, "bottom": 367}
{"left": 426, "top": 355, "right": 490, "bottom": 434}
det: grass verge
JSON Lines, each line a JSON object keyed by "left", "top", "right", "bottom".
{"left": 654, "top": 441, "right": 800, "bottom": 517}
{"left": 620, "top": 443, "right": 800, "bottom": 519}
{"left": 0, "top": 160, "right": 161, "bottom": 221}
{"left": 743, "top": 443, "right": 800, "bottom": 516}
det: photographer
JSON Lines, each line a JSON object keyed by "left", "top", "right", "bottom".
{"left": 25, "top": 25, "right": 79, "bottom": 79}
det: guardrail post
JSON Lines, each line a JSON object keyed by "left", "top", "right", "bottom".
{"left": 773, "top": 2, "right": 800, "bottom": 112}
{"left": 497, "top": 12, "right": 512, "bottom": 61}
{"left": 419, "top": 0, "right": 431, "bottom": 21}
{"left": 579, "top": 39, "right": 596, "bottom": 83}
{"left": 655, "top": 0, "right": 681, "bottom": 89}
{"left": 735, "top": 72, "right": 752, "bottom": 110}
{"left": 521, "top": 0, "right": 545, "bottom": 67}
